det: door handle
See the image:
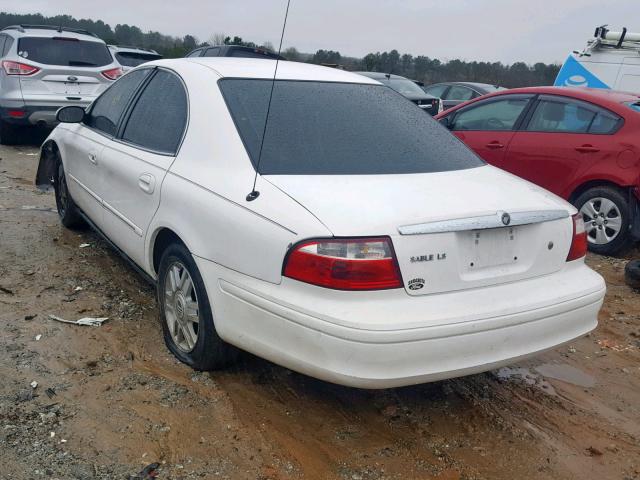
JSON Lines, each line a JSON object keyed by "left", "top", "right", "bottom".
{"left": 575, "top": 145, "right": 600, "bottom": 153}
{"left": 138, "top": 174, "right": 155, "bottom": 194}
{"left": 486, "top": 142, "right": 504, "bottom": 149}
{"left": 88, "top": 153, "right": 98, "bottom": 165}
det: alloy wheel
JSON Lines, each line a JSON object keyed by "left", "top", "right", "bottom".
{"left": 580, "top": 197, "right": 623, "bottom": 245}
{"left": 163, "top": 261, "right": 200, "bottom": 352}
{"left": 57, "top": 163, "right": 68, "bottom": 217}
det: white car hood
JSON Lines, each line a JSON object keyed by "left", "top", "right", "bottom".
{"left": 265, "top": 165, "right": 572, "bottom": 236}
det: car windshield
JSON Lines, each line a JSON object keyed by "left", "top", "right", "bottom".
{"left": 383, "top": 77, "right": 427, "bottom": 97}
{"left": 18, "top": 37, "right": 112, "bottom": 67}
{"left": 219, "top": 79, "right": 484, "bottom": 175}
{"left": 115, "top": 52, "right": 161, "bottom": 67}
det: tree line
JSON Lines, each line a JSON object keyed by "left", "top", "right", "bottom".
{"left": 0, "top": 12, "right": 559, "bottom": 87}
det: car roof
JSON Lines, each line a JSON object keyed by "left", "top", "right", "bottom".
{"left": 503, "top": 86, "right": 639, "bottom": 104}
{"left": 439, "top": 86, "right": 640, "bottom": 117}
{"left": 109, "top": 45, "right": 160, "bottom": 55}
{"left": 429, "top": 81, "right": 498, "bottom": 90}
{"left": 2, "top": 25, "right": 103, "bottom": 42}
{"left": 148, "top": 58, "right": 381, "bottom": 84}
{"left": 355, "top": 71, "right": 412, "bottom": 81}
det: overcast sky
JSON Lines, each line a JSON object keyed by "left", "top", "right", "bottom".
{"left": 3, "top": 0, "right": 638, "bottom": 64}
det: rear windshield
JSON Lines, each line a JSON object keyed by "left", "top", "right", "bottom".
{"left": 383, "top": 78, "right": 427, "bottom": 97}
{"left": 115, "top": 52, "right": 162, "bottom": 67}
{"left": 229, "top": 48, "right": 279, "bottom": 59}
{"left": 219, "top": 79, "right": 484, "bottom": 175}
{"left": 17, "top": 37, "right": 112, "bottom": 67}
{"left": 626, "top": 101, "right": 640, "bottom": 113}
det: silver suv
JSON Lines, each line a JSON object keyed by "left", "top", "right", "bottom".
{"left": 0, "top": 25, "right": 122, "bottom": 144}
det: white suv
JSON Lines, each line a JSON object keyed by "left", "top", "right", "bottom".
{"left": 0, "top": 24, "right": 122, "bottom": 144}
{"left": 108, "top": 45, "right": 162, "bottom": 73}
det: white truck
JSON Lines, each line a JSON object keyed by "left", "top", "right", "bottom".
{"left": 555, "top": 26, "right": 640, "bottom": 93}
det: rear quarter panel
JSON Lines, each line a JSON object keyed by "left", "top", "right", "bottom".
{"left": 146, "top": 62, "right": 331, "bottom": 282}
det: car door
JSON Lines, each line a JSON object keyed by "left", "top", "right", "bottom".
{"left": 99, "top": 68, "right": 188, "bottom": 267}
{"left": 503, "top": 95, "right": 622, "bottom": 197}
{"left": 448, "top": 94, "right": 534, "bottom": 169}
{"left": 62, "top": 68, "right": 151, "bottom": 228}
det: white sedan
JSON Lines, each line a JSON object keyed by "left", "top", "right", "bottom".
{"left": 36, "top": 58, "right": 606, "bottom": 388}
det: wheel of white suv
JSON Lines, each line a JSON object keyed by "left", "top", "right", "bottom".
{"left": 53, "top": 155, "right": 85, "bottom": 229}
{"left": 157, "top": 243, "right": 237, "bottom": 370}
{"left": 574, "top": 186, "right": 633, "bottom": 256}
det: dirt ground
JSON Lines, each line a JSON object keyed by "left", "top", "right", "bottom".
{"left": 1, "top": 137, "right": 639, "bottom": 480}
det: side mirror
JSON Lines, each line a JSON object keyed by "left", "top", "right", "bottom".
{"left": 438, "top": 116, "right": 453, "bottom": 130}
{"left": 56, "top": 106, "right": 85, "bottom": 124}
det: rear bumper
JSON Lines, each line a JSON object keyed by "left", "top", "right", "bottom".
{"left": 197, "top": 258, "right": 605, "bottom": 388}
{"left": 1, "top": 101, "right": 91, "bottom": 126}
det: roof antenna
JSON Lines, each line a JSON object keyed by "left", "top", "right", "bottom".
{"left": 246, "top": 0, "right": 292, "bottom": 202}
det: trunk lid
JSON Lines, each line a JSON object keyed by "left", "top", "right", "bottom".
{"left": 266, "top": 165, "right": 575, "bottom": 295}
{"left": 20, "top": 68, "right": 106, "bottom": 98}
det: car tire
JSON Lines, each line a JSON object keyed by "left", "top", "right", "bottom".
{"left": 574, "top": 186, "right": 633, "bottom": 256}
{"left": 158, "top": 242, "right": 237, "bottom": 371}
{"left": 625, "top": 260, "right": 640, "bottom": 289}
{"left": 53, "top": 156, "right": 85, "bottom": 229}
{"left": 0, "top": 120, "right": 19, "bottom": 145}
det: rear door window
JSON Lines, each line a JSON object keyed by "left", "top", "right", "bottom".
{"left": 121, "top": 70, "right": 188, "bottom": 155}
{"left": 526, "top": 99, "right": 596, "bottom": 133}
{"left": 589, "top": 110, "right": 622, "bottom": 134}
{"left": 452, "top": 96, "right": 532, "bottom": 131}
{"left": 17, "top": 37, "right": 113, "bottom": 67}
{"left": 85, "top": 69, "right": 150, "bottom": 136}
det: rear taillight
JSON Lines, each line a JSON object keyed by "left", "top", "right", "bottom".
{"left": 101, "top": 67, "right": 123, "bottom": 80}
{"left": 567, "top": 213, "right": 587, "bottom": 261}
{"left": 283, "top": 237, "right": 403, "bottom": 290}
{"left": 2, "top": 60, "right": 39, "bottom": 76}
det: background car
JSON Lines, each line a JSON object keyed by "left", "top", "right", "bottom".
{"left": 436, "top": 86, "right": 640, "bottom": 255}
{"left": 109, "top": 45, "right": 162, "bottom": 72}
{"left": 36, "top": 58, "right": 603, "bottom": 389}
{"left": 0, "top": 24, "right": 122, "bottom": 144}
{"left": 357, "top": 71, "right": 442, "bottom": 115}
{"left": 424, "top": 82, "right": 506, "bottom": 110}
{"left": 185, "top": 44, "right": 284, "bottom": 60}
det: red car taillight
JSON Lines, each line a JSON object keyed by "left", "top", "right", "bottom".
{"left": 2, "top": 60, "right": 39, "bottom": 76}
{"left": 567, "top": 213, "right": 588, "bottom": 261}
{"left": 283, "top": 237, "right": 403, "bottom": 290}
{"left": 101, "top": 67, "right": 123, "bottom": 80}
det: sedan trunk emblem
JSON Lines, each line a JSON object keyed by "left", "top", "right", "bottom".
{"left": 501, "top": 212, "right": 511, "bottom": 226}
{"left": 67, "top": 76, "right": 78, "bottom": 82}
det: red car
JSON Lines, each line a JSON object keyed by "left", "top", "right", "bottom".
{"left": 436, "top": 87, "right": 640, "bottom": 255}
